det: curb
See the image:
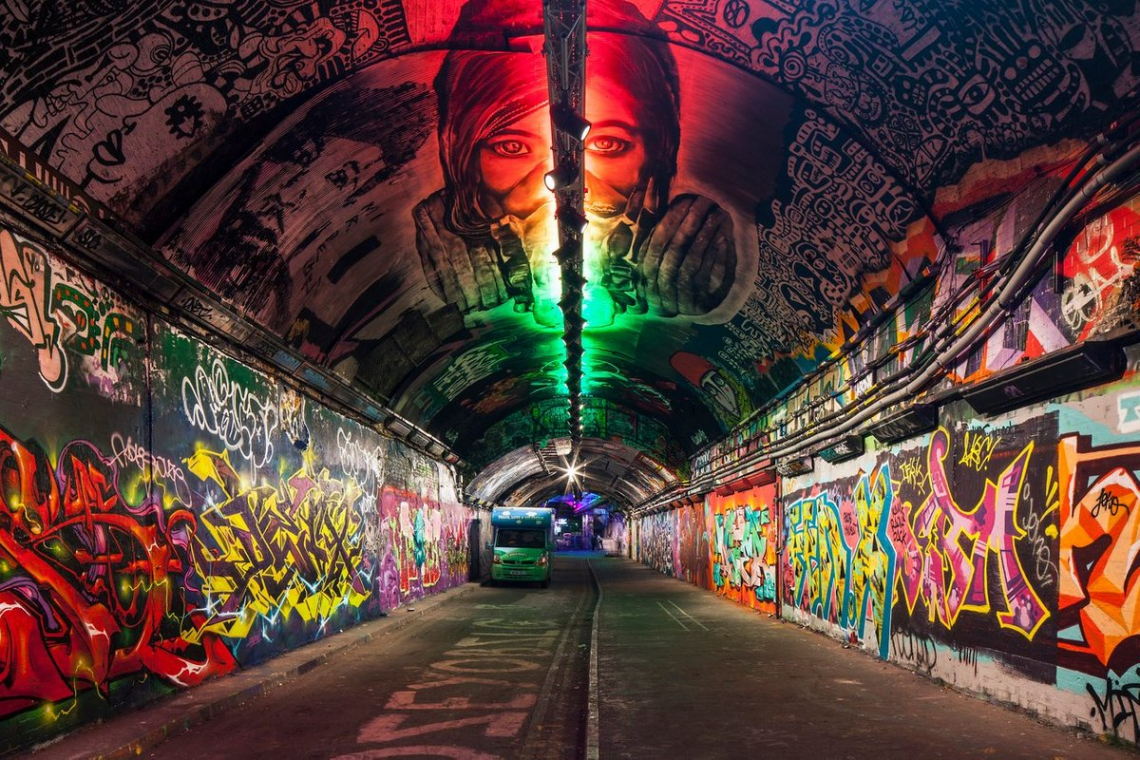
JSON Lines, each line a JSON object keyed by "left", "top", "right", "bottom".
{"left": 585, "top": 558, "right": 602, "bottom": 760}
{"left": 33, "top": 583, "right": 480, "bottom": 760}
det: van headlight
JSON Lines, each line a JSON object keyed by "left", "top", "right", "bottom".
{"left": 492, "top": 554, "right": 502, "bottom": 564}
{"left": 536, "top": 555, "right": 548, "bottom": 566}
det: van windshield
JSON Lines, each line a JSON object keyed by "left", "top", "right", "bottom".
{"left": 496, "top": 529, "right": 546, "bottom": 549}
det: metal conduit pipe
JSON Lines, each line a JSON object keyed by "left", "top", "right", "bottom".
{"left": 904, "top": 139, "right": 1140, "bottom": 394}
{"left": 764, "top": 138, "right": 1140, "bottom": 461}
{"left": 660, "top": 136, "right": 1140, "bottom": 503}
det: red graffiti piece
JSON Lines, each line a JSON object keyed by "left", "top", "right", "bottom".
{"left": 0, "top": 426, "right": 234, "bottom": 718}
{"left": 1058, "top": 205, "right": 1140, "bottom": 344}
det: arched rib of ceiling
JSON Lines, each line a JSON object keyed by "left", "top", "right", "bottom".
{"left": 467, "top": 438, "right": 676, "bottom": 509}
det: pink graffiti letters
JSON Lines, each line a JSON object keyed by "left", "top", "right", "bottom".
{"left": 908, "top": 429, "right": 1048, "bottom": 639}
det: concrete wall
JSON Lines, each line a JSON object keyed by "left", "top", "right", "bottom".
{"left": 0, "top": 226, "right": 477, "bottom": 752}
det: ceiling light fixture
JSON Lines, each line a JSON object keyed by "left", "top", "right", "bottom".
{"left": 544, "top": 162, "right": 578, "bottom": 191}
{"left": 556, "top": 206, "right": 589, "bottom": 234}
{"left": 551, "top": 103, "right": 591, "bottom": 142}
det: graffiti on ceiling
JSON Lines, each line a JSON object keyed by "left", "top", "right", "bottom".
{"left": 2, "top": 0, "right": 1138, "bottom": 471}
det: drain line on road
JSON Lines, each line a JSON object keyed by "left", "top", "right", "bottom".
{"left": 518, "top": 568, "right": 598, "bottom": 760}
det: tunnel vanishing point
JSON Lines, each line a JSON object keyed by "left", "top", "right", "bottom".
{"left": 3, "top": 0, "right": 1140, "bottom": 755}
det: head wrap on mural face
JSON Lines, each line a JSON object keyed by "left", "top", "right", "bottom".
{"left": 435, "top": 51, "right": 550, "bottom": 237}
{"left": 433, "top": 0, "right": 681, "bottom": 236}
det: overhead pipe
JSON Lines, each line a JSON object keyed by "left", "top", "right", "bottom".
{"left": 761, "top": 137, "right": 1140, "bottom": 463}
{"left": 648, "top": 132, "right": 1140, "bottom": 506}
{"left": 688, "top": 115, "right": 1140, "bottom": 478}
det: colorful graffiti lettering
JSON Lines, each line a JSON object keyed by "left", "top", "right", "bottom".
{"left": 184, "top": 448, "right": 371, "bottom": 641}
{"left": 182, "top": 357, "right": 279, "bottom": 469}
{"left": 108, "top": 431, "right": 192, "bottom": 507}
{"left": 785, "top": 491, "right": 847, "bottom": 624}
{"left": 904, "top": 429, "right": 1048, "bottom": 640}
{"left": 379, "top": 487, "right": 468, "bottom": 606}
{"left": 0, "top": 229, "right": 64, "bottom": 389}
{"left": 845, "top": 466, "right": 897, "bottom": 659}
{"left": 638, "top": 510, "right": 675, "bottom": 577}
{"left": 785, "top": 465, "right": 897, "bottom": 657}
{"left": 1058, "top": 435, "right": 1140, "bottom": 673}
{"left": 0, "top": 228, "right": 138, "bottom": 395}
{"left": 336, "top": 426, "right": 386, "bottom": 501}
{"left": 783, "top": 424, "right": 1052, "bottom": 659}
{"left": 675, "top": 503, "right": 709, "bottom": 588}
{"left": 0, "top": 425, "right": 234, "bottom": 719}
{"left": 958, "top": 429, "right": 1001, "bottom": 471}
{"left": 1059, "top": 206, "right": 1140, "bottom": 341}
{"left": 0, "top": 237, "right": 478, "bottom": 752}
{"left": 708, "top": 487, "right": 777, "bottom": 612}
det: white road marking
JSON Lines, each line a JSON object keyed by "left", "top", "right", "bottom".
{"left": 667, "top": 601, "right": 709, "bottom": 631}
{"left": 586, "top": 559, "right": 602, "bottom": 760}
{"left": 657, "top": 601, "right": 690, "bottom": 631}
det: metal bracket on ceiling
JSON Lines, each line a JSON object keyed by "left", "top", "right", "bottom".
{"left": 543, "top": 0, "right": 589, "bottom": 449}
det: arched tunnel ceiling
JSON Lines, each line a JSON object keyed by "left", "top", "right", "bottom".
{"left": 466, "top": 438, "right": 676, "bottom": 509}
{"left": 3, "top": 0, "right": 1139, "bottom": 488}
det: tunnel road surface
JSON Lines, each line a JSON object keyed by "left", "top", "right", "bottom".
{"left": 31, "top": 554, "right": 1138, "bottom": 760}
{"left": 139, "top": 555, "right": 594, "bottom": 760}
{"left": 593, "top": 557, "right": 1132, "bottom": 759}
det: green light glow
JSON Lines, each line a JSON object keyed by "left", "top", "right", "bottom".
{"left": 581, "top": 238, "right": 611, "bottom": 330}
{"left": 534, "top": 248, "right": 564, "bottom": 329}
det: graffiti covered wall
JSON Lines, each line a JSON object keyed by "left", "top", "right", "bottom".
{"left": 774, "top": 362, "right": 1140, "bottom": 744}
{"left": 637, "top": 509, "right": 676, "bottom": 578}
{"left": 0, "top": 226, "right": 476, "bottom": 752}
{"left": 784, "top": 418, "right": 1055, "bottom": 666}
{"left": 708, "top": 485, "right": 777, "bottom": 613}
{"left": 636, "top": 486, "right": 775, "bottom": 612}
{"left": 635, "top": 354, "right": 1140, "bottom": 743}
{"left": 1055, "top": 396, "right": 1140, "bottom": 739}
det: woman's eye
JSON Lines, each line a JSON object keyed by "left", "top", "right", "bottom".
{"left": 587, "top": 136, "right": 630, "bottom": 155}
{"left": 488, "top": 139, "right": 530, "bottom": 157}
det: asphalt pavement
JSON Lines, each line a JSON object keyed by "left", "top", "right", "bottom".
{"left": 24, "top": 554, "right": 1140, "bottom": 759}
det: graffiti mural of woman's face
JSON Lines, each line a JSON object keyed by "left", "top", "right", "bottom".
{"left": 475, "top": 104, "right": 552, "bottom": 222}
{"left": 583, "top": 70, "right": 649, "bottom": 218}
{"left": 417, "top": 0, "right": 735, "bottom": 323}
{"left": 471, "top": 47, "right": 649, "bottom": 224}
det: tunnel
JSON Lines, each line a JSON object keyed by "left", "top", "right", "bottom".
{"left": 2, "top": 0, "right": 1140, "bottom": 756}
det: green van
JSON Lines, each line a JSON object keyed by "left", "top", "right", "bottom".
{"left": 489, "top": 507, "right": 554, "bottom": 587}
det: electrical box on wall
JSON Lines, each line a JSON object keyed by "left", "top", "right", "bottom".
{"left": 776, "top": 456, "right": 814, "bottom": 477}
{"left": 961, "top": 340, "right": 1126, "bottom": 416}
{"left": 817, "top": 435, "right": 865, "bottom": 463}
{"left": 869, "top": 403, "right": 940, "bottom": 444}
